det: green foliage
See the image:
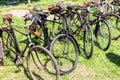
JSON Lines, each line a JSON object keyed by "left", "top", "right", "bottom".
{"left": 0, "top": 0, "right": 6, "bottom": 4}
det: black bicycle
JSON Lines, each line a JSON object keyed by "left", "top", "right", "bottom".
{"left": 87, "top": 2, "right": 112, "bottom": 51}
{"left": 48, "top": 1, "right": 80, "bottom": 74}
{"left": 1, "top": 16, "right": 60, "bottom": 80}
{"left": 69, "top": 4, "right": 94, "bottom": 59}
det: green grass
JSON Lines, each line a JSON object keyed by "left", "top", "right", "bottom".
{"left": 1, "top": 0, "right": 120, "bottom": 80}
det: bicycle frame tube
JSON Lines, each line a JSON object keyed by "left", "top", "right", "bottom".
{"left": 7, "top": 25, "right": 34, "bottom": 57}
{"left": 63, "top": 14, "right": 69, "bottom": 33}
{"left": 7, "top": 26, "right": 21, "bottom": 54}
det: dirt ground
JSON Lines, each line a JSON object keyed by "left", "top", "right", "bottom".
{"left": 8, "top": 10, "right": 29, "bottom": 18}
{"left": 7, "top": 9, "right": 54, "bottom": 20}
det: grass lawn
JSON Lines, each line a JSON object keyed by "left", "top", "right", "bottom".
{"left": 0, "top": 0, "right": 120, "bottom": 80}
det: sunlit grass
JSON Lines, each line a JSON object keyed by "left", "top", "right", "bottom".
{"left": 0, "top": 0, "right": 120, "bottom": 80}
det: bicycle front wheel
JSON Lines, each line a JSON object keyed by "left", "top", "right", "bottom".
{"left": 95, "top": 20, "right": 111, "bottom": 50}
{"left": 50, "top": 34, "right": 79, "bottom": 74}
{"left": 27, "top": 46, "right": 60, "bottom": 80}
{"left": 83, "top": 24, "right": 94, "bottom": 59}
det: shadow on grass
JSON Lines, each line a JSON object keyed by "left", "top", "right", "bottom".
{"left": 106, "top": 52, "right": 120, "bottom": 66}
{"left": 16, "top": 64, "right": 32, "bottom": 80}
{"left": 5, "top": 55, "right": 32, "bottom": 79}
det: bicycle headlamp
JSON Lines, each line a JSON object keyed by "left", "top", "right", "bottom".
{"left": 33, "top": 5, "right": 43, "bottom": 12}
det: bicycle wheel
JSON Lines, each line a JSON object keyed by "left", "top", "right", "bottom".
{"left": 83, "top": 24, "right": 94, "bottom": 59}
{"left": 50, "top": 34, "right": 79, "bottom": 74}
{"left": 95, "top": 20, "right": 111, "bottom": 50}
{"left": 27, "top": 46, "right": 60, "bottom": 80}
{"left": 2, "top": 31, "right": 17, "bottom": 62}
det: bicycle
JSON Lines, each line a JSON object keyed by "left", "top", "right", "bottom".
{"left": 82, "top": 1, "right": 112, "bottom": 51}
{"left": 0, "top": 14, "right": 60, "bottom": 80}
{"left": 48, "top": 1, "right": 80, "bottom": 74}
{"left": 69, "top": 4, "right": 94, "bottom": 59}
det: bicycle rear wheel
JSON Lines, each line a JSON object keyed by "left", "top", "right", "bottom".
{"left": 27, "top": 46, "right": 60, "bottom": 80}
{"left": 95, "top": 20, "right": 111, "bottom": 50}
{"left": 50, "top": 34, "right": 79, "bottom": 74}
{"left": 2, "top": 31, "right": 17, "bottom": 62}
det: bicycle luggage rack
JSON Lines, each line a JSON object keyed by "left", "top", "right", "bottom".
{"left": 0, "top": 29, "right": 4, "bottom": 68}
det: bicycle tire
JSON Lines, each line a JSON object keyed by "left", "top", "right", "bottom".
{"left": 95, "top": 20, "right": 111, "bottom": 51}
{"left": 50, "top": 34, "right": 79, "bottom": 74}
{"left": 83, "top": 24, "right": 94, "bottom": 59}
{"left": 27, "top": 46, "right": 60, "bottom": 80}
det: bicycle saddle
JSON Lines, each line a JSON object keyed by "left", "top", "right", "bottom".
{"left": 2, "top": 13, "right": 13, "bottom": 24}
